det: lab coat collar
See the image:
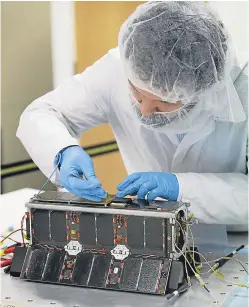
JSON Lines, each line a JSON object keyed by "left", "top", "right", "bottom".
{"left": 171, "top": 116, "right": 216, "bottom": 168}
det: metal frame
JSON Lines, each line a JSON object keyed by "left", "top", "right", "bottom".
{"left": 25, "top": 201, "right": 188, "bottom": 219}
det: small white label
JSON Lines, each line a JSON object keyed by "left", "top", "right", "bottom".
{"left": 111, "top": 244, "right": 130, "bottom": 260}
{"left": 64, "top": 240, "right": 82, "bottom": 256}
{"left": 114, "top": 267, "right": 119, "bottom": 274}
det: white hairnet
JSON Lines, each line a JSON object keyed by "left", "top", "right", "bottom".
{"left": 119, "top": 1, "right": 246, "bottom": 125}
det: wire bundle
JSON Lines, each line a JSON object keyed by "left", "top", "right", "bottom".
{"left": 173, "top": 216, "right": 248, "bottom": 306}
{"left": 0, "top": 215, "right": 29, "bottom": 271}
{"left": 0, "top": 156, "right": 62, "bottom": 273}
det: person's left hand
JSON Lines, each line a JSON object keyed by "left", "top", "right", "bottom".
{"left": 116, "top": 172, "right": 179, "bottom": 201}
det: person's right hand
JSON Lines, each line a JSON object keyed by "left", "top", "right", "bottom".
{"left": 56, "top": 146, "right": 107, "bottom": 201}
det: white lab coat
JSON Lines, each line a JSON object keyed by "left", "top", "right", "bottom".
{"left": 16, "top": 48, "right": 248, "bottom": 231}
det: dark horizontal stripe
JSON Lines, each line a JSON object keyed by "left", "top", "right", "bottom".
{"left": 1, "top": 159, "right": 32, "bottom": 170}
{"left": 1, "top": 161, "right": 37, "bottom": 177}
{"left": 83, "top": 140, "right": 117, "bottom": 151}
{"left": 2, "top": 166, "right": 39, "bottom": 179}
{"left": 90, "top": 148, "right": 119, "bottom": 158}
{"left": 1, "top": 146, "right": 119, "bottom": 179}
{"left": 1, "top": 140, "right": 117, "bottom": 170}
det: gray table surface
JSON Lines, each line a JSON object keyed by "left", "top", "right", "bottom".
{"left": 1, "top": 233, "right": 248, "bottom": 307}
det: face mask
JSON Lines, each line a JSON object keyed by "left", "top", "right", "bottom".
{"left": 130, "top": 94, "right": 196, "bottom": 131}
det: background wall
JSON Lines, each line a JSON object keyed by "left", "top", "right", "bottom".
{"left": 50, "top": 1, "right": 75, "bottom": 88}
{"left": 74, "top": 1, "right": 143, "bottom": 194}
{"left": 1, "top": 2, "right": 55, "bottom": 193}
{"left": 210, "top": 1, "right": 248, "bottom": 66}
{"left": 1, "top": 1, "right": 248, "bottom": 194}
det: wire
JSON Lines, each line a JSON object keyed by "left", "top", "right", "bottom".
{"left": 184, "top": 250, "right": 192, "bottom": 286}
{"left": 37, "top": 153, "right": 62, "bottom": 195}
{"left": 176, "top": 220, "right": 237, "bottom": 306}
{"left": 188, "top": 249, "right": 249, "bottom": 288}
{"left": 175, "top": 233, "right": 221, "bottom": 307}
{"left": 1, "top": 216, "right": 29, "bottom": 248}
{"left": 0, "top": 259, "right": 12, "bottom": 268}
{"left": 1, "top": 242, "right": 21, "bottom": 250}
{"left": 189, "top": 249, "right": 215, "bottom": 270}
{"left": 1, "top": 257, "right": 10, "bottom": 261}
{"left": 203, "top": 256, "right": 249, "bottom": 276}
{"left": 175, "top": 243, "right": 221, "bottom": 305}
{"left": 231, "top": 257, "right": 249, "bottom": 275}
{"left": 175, "top": 243, "right": 197, "bottom": 275}
{"left": 167, "top": 281, "right": 189, "bottom": 300}
{"left": 175, "top": 220, "right": 188, "bottom": 254}
{"left": 0, "top": 229, "right": 26, "bottom": 245}
{"left": 215, "top": 274, "right": 249, "bottom": 288}
{"left": 196, "top": 256, "right": 224, "bottom": 265}
{"left": 184, "top": 246, "right": 249, "bottom": 282}
{"left": 175, "top": 219, "right": 191, "bottom": 286}
{"left": 193, "top": 250, "right": 249, "bottom": 277}
{"left": 2, "top": 246, "right": 15, "bottom": 255}
{"left": 176, "top": 217, "right": 248, "bottom": 305}
{"left": 196, "top": 255, "right": 249, "bottom": 270}
{"left": 176, "top": 221, "right": 249, "bottom": 279}
{"left": 0, "top": 236, "right": 20, "bottom": 244}
{"left": 21, "top": 215, "right": 25, "bottom": 245}
{"left": 175, "top": 219, "right": 198, "bottom": 272}
{"left": 187, "top": 223, "right": 198, "bottom": 271}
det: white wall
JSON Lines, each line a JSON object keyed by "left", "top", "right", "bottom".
{"left": 210, "top": 1, "right": 248, "bottom": 66}
{"left": 50, "top": 1, "right": 75, "bottom": 88}
{"left": 2, "top": 2, "right": 55, "bottom": 193}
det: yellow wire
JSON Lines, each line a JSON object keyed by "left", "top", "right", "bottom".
{"left": 179, "top": 223, "right": 249, "bottom": 289}
{"left": 0, "top": 228, "right": 27, "bottom": 245}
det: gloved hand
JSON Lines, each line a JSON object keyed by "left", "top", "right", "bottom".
{"left": 55, "top": 146, "right": 107, "bottom": 201}
{"left": 116, "top": 172, "right": 179, "bottom": 201}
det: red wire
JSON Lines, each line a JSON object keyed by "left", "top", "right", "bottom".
{"left": 1, "top": 259, "right": 12, "bottom": 268}
{"left": 3, "top": 247, "right": 15, "bottom": 255}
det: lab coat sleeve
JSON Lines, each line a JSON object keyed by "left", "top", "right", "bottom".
{"left": 16, "top": 51, "right": 117, "bottom": 182}
{"left": 176, "top": 63, "right": 248, "bottom": 230}
{"left": 175, "top": 172, "right": 248, "bottom": 229}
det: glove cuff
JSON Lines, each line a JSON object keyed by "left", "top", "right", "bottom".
{"left": 54, "top": 145, "right": 80, "bottom": 169}
{"left": 170, "top": 173, "right": 180, "bottom": 201}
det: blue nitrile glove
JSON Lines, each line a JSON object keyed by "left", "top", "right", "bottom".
{"left": 116, "top": 172, "right": 179, "bottom": 201}
{"left": 54, "top": 146, "right": 107, "bottom": 201}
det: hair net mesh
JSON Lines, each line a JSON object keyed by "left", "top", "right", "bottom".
{"left": 118, "top": 1, "right": 230, "bottom": 104}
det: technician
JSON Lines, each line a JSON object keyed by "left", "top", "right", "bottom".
{"left": 17, "top": 2, "right": 248, "bottom": 230}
